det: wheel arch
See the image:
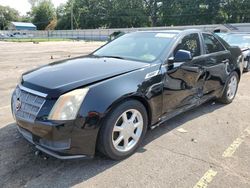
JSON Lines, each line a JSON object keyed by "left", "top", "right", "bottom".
{"left": 234, "top": 68, "right": 241, "bottom": 80}
{"left": 95, "top": 95, "right": 152, "bottom": 153}
{"left": 102, "top": 95, "right": 152, "bottom": 128}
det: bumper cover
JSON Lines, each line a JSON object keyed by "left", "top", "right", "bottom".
{"left": 16, "top": 117, "right": 97, "bottom": 159}
{"left": 17, "top": 126, "right": 87, "bottom": 159}
{"left": 12, "top": 84, "right": 100, "bottom": 159}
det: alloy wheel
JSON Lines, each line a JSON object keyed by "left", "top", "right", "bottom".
{"left": 227, "top": 75, "right": 238, "bottom": 100}
{"left": 112, "top": 109, "right": 143, "bottom": 152}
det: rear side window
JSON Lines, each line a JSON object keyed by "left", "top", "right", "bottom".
{"left": 174, "top": 33, "right": 201, "bottom": 57}
{"left": 202, "top": 33, "right": 225, "bottom": 54}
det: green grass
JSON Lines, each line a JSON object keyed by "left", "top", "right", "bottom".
{"left": 3, "top": 38, "right": 74, "bottom": 42}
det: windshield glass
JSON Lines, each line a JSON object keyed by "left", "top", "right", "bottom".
{"left": 215, "top": 33, "right": 227, "bottom": 39}
{"left": 93, "top": 32, "right": 177, "bottom": 62}
{"left": 224, "top": 34, "right": 250, "bottom": 48}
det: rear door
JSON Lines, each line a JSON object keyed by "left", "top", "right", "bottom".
{"left": 200, "top": 33, "right": 231, "bottom": 98}
{"left": 161, "top": 33, "right": 207, "bottom": 115}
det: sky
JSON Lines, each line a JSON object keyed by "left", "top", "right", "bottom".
{"left": 0, "top": 0, "right": 67, "bottom": 15}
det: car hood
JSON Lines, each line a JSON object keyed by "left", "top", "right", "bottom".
{"left": 240, "top": 47, "right": 250, "bottom": 52}
{"left": 22, "top": 56, "right": 150, "bottom": 98}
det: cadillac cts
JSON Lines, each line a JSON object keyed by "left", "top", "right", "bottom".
{"left": 12, "top": 29, "right": 243, "bottom": 160}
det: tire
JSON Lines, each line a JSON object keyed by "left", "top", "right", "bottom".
{"left": 98, "top": 100, "right": 148, "bottom": 160}
{"left": 218, "top": 71, "right": 239, "bottom": 104}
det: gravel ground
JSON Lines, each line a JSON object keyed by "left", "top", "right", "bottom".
{"left": 0, "top": 41, "right": 249, "bottom": 188}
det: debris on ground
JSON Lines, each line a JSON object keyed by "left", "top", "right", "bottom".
{"left": 177, "top": 128, "right": 188, "bottom": 133}
{"left": 191, "top": 138, "right": 198, "bottom": 143}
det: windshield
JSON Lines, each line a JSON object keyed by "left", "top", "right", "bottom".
{"left": 224, "top": 34, "right": 250, "bottom": 48}
{"left": 215, "top": 33, "right": 227, "bottom": 39}
{"left": 93, "top": 32, "right": 177, "bottom": 62}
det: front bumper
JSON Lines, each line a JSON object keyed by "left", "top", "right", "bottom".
{"left": 15, "top": 118, "right": 95, "bottom": 159}
{"left": 17, "top": 126, "right": 87, "bottom": 159}
{"left": 12, "top": 85, "right": 99, "bottom": 159}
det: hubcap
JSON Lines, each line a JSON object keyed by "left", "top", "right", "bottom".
{"left": 112, "top": 109, "right": 143, "bottom": 152}
{"left": 227, "top": 75, "right": 237, "bottom": 100}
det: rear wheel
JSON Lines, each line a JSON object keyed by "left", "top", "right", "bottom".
{"left": 218, "top": 71, "right": 239, "bottom": 104}
{"left": 98, "top": 100, "right": 148, "bottom": 160}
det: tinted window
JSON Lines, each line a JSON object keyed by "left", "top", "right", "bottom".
{"left": 202, "top": 33, "right": 225, "bottom": 54}
{"left": 174, "top": 33, "right": 201, "bottom": 57}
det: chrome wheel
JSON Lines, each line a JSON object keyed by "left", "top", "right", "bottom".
{"left": 112, "top": 109, "right": 143, "bottom": 152}
{"left": 227, "top": 75, "right": 238, "bottom": 100}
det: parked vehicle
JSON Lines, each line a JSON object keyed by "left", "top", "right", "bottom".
{"left": 12, "top": 29, "right": 243, "bottom": 160}
{"left": 6, "top": 32, "right": 27, "bottom": 38}
{"left": 0, "top": 33, "right": 8, "bottom": 38}
{"left": 216, "top": 32, "right": 250, "bottom": 72}
{"left": 109, "top": 31, "right": 125, "bottom": 41}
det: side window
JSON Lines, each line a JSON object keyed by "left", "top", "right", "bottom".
{"left": 202, "top": 33, "right": 225, "bottom": 54}
{"left": 174, "top": 33, "right": 201, "bottom": 57}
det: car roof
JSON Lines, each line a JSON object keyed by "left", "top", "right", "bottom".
{"left": 227, "top": 32, "right": 250, "bottom": 35}
{"left": 216, "top": 32, "right": 250, "bottom": 35}
{"left": 138, "top": 29, "right": 201, "bottom": 33}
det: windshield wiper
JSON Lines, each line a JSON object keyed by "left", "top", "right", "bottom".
{"left": 100, "top": 55, "right": 125, "bottom": 59}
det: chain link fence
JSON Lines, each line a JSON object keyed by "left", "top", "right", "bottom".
{"left": 0, "top": 23, "right": 249, "bottom": 42}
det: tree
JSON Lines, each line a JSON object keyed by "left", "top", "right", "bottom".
{"left": 144, "top": 0, "right": 163, "bottom": 26}
{"left": 31, "top": 0, "right": 56, "bottom": 30}
{"left": 223, "top": 0, "right": 250, "bottom": 23}
{"left": 106, "top": 0, "right": 148, "bottom": 28}
{"left": 56, "top": 3, "right": 71, "bottom": 29}
{"left": 33, "top": 0, "right": 250, "bottom": 30}
{"left": 56, "top": 0, "right": 148, "bottom": 29}
{"left": 161, "top": 0, "right": 227, "bottom": 26}
{"left": 0, "top": 5, "right": 20, "bottom": 30}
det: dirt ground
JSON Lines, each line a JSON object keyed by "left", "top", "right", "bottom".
{"left": 0, "top": 41, "right": 249, "bottom": 188}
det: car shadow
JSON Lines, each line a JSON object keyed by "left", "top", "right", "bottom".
{"left": 0, "top": 101, "right": 224, "bottom": 187}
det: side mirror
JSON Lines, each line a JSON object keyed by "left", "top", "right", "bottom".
{"left": 174, "top": 49, "right": 192, "bottom": 62}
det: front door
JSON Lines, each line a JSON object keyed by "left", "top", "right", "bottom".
{"left": 161, "top": 33, "right": 206, "bottom": 115}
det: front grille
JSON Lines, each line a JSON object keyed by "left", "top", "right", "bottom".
{"left": 12, "top": 86, "right": 46, "bottom": 122}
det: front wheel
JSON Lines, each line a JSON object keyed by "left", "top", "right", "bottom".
{"left": 218, "top": 71, "right": 239, "bottom": 104}
{"left": 98, "top": 100, "right": 148, "bottom": 160}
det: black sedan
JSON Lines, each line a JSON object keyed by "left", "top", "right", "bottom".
{"left": 12, "top": 29, "right": 243, "bottom": 160}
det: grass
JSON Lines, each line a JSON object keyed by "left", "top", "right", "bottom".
{"left": 3, "top": 38, "right": 74, "bottom": 42}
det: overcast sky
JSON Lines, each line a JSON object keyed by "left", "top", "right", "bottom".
{"left": 0, "top": 0, "right": 67, "bottom": 15}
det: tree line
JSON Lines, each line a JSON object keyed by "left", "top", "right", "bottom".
{"left": 0, "top": 0, "right": 249, "bottom": 30}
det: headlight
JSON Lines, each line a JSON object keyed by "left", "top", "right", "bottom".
{"left": 48, "top": 88, "right": 89, "bottom": 120}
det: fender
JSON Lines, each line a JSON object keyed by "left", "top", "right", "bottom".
{"left": 79, "top": 63, "right": 163, "bottom": 126}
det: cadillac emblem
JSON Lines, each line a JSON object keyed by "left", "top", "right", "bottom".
{"left": 16, "top": 98, "right": 22, "bottom": 111}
